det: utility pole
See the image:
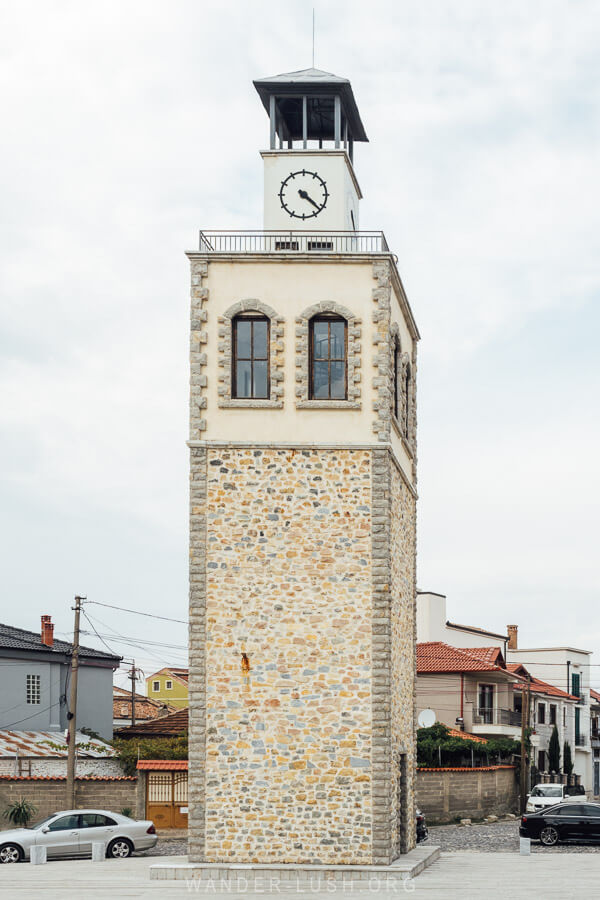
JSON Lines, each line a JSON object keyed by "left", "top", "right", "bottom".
{"left": 66, "top": 595, "right": 84, "bottom": 809}
{"left": 129, "top": 661, "right": 137, "bottom": 728}
{"left": 520, "top": 674, "right": 531, "bottom": 815}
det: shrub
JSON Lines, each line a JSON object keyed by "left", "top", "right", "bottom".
{"left": 3, "top": 798, "right": 37, "bottom": 827}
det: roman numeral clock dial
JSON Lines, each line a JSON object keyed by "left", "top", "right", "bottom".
{"left": 279, "top": 169, "right": 329, "bottom": 219}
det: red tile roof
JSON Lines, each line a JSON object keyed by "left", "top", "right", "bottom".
{"left": 590, "top": 688, "right": 600, "bottom": 704}
{"left": 114, "top": 707, "right": 188, "bottom": 738}
{"left": 113, "top": 687, "right": 176, "bottom": 721}
{"left": 527, "top": 677, "right": 579, "bottom": 701}
{"left": 136, "top": 759, "right": 188, "bottom": 771}
{"left": 417, "top": 642, "right": 508, "bottom": 674}
{"left": 446, "top": 728, "right": 488, "bottom": 744}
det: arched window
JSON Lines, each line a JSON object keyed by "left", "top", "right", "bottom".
{"left": 393, "top": 337, "right": 402, "bottom": 421}
{"left": 309, "top": 315, "right": 347, "bottom": 400}
{"left": 232, "top": 314, "right": 269, "bottom": 399}
{"left": 404, "top": 362, "right": 411, "bottom": 437}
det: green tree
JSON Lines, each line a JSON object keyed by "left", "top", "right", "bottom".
{"left": 563, "top": 740, "right": 574, "bottom": 776}
{"left": 111, "top": 733, "right": 188, "bottom": 776}
{"left": 548, "top": 725, "right": 560, "bottom": 772}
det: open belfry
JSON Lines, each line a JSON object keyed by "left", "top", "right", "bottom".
{"left": 187, "top": 68, "right": 420, "bottom": 865}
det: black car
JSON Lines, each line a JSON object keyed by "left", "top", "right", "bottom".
{"left": 416, "top": 808, "right": 428, "bottom": 843}
{"left": 520, "top": 801, "right": 600, "bottom": 846}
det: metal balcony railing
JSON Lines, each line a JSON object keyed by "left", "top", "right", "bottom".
{"left": 472, "top": 708, "right": 522, "bottom": 727}
{"left": 197, "top": 230, "right": 389, "bottom": 254}
{"left": 575, "top": 734, "right": 587, "bottom": 747}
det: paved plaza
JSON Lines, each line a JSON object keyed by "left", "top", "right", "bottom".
{"left": 4, "top": 850, "right": 600, "bottom": 899}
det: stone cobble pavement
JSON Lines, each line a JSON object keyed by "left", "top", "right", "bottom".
{"left": 140, "top": 823, "right": 600, "bottom": 859}
{"left": 431, "top": 820, "right": 600, "bottom": 852}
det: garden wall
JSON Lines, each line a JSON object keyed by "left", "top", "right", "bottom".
{"left": 0, "top": 776, "right": 143, "bottom": 830}
{"left": 417, "top": 765, "right": 518, "bottom": 824}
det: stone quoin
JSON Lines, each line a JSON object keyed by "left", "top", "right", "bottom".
{"left": 187, "top": 67, "right": 420, "bottom": 865}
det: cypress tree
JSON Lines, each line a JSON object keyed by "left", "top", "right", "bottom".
{"left": 548, "top": 725, "right": 560, "bottom": 772}
{"left": 563, "top": 740, "right": 574, "bottom": 776}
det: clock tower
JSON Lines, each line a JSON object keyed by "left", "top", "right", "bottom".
{"left": 254, "top": 69, "right": 365, "bottom": 232}
{"left": 187, "top": 68, "right": 420, "bottom": 868}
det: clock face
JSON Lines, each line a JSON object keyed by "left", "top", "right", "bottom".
{"left": 279, "top": 169, "right": 329, "bottom": 219}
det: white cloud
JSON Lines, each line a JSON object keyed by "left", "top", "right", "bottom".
{"left": 1, "top": 0, "right": 598, "bottom": 671}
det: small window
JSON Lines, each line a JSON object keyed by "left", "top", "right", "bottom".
{"left": 550, "top": 704, "right": 557, "bottom": 725}
{"left": 572, "top": 672, "right": 581, "bottom": 697}
{"left": 152, "top": 681, "right": 160, "bottom": 692}
{"left": 165, "top": 680, "right": 173, "bottom": 690}
{"left": 538, "top": 702, "right": 546, "bottom": 725}
{"left": 232, "top": 315, "right": 269, "bottom": 399}
{"left": 48, "top": 814, "right": 80, "bottom": 831}
{"left": 309, "top": 316, "right": 347, "bottom": 400}
{"left": 81, "top": 813, "right": 117, "bottom": 828}
{"left": 26, "top": 674, "right": 41, "bottom": 705}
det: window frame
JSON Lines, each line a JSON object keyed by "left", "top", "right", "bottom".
{"left": 152, "top": 680, "right": 160, "bottom": 692}
{"left": 26, "top": 673, "right": 41, "bottom": 705}
{"left": 549, "top": 704, "right": 557, "bottom": 726}
{"left": 232, "top": 314, "right": 270, "bottom": 400}
{"left": 538, "top": 702, "right": 546, "bottom": 725}
{"left": 308, "top": 314, "right": 348, "bottom": 401}
{"left": 165, "top": 680, "right": 173, "bottom": 690}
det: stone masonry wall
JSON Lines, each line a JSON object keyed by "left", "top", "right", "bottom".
{"left": 390, "top": 462, "right": 418, "bottom": 854}
{"left": 188, "top": 445, "right": 417, "bottom": 865}
{"left": 201, "top": 447, "right": 374, "bottom": 864}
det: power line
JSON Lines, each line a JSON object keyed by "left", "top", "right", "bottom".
{"left": 85, "top": 600, "right": 187, "bottom": 625}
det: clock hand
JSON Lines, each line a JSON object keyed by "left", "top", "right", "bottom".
{"left": 298, "top": 189, "right": 320, "bottom": 210}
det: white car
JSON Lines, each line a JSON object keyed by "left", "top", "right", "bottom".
{"left": 525, "top": 783, "right": 586, "bottom": 813}
{"left": 0, "top": 809, "right": 157, "bottom": 863}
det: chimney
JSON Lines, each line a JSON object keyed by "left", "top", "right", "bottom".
{"left": 41, "top": 615, "right": 54, "bottom": 648}
{"left": 507, "top": 624, "right": 518, "bottom": 650}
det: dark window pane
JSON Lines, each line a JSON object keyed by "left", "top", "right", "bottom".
{"left": 49, "top": 814, "right": 80, "bottom": 831}
{"left": 313, "top": 321, "right": 329, "bottom": 359}
{"left": 253, "top": 320, "right": 268, "bottom": 358}
{"left": 236, "top": 320, "right": 252, "bottom": 358}
{"left": 313, "top": 361, "right": 329, "bottom": 399}
{"left": 253, "top": 360, "right": 268, "bottom": 399}
{"left": 236, "top": 360, "right": 252, "bottom": 398}
{"left": 330, "top": 321, "right": 345, "bottom": 358}
{"left": 330, "top": 361, "right": 346, "bottom": 399}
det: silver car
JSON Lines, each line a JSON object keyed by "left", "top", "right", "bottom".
{"left": 0, "top": 809, "right": 158, "bottom": 863}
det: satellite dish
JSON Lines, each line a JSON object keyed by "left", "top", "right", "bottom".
{"left": 418, "top": 709, "right": 436, "bottom": 728}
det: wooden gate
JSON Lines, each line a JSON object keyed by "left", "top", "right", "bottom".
{"left": 146, "top": 771, "right": 188, "bottom": 829}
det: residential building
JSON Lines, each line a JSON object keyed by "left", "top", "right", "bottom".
{"left": 0, "top": 616, "right": 121, "bottom": 740}
{"left": 113, "top": 686, "right": 175, "bottom": 729}
{"left": 507, "top": 633, "right": 593, "bottom": 791}
{"left": 187, "top": 67, "right": 420, "bottom": 864}
{"left": 508, "top": 662, "right": 578, "bottom": 776}
{"left": 589, "top": 688, "right": 600, "bottom": 797}
{"left": 417, "top": 591, "right": 509, "bottom": 653}
{"left": 146, "top": 667, "right": 189, "bottom": 709}
{"left": 417, "top": 642, "right": 522, "bottom": 740}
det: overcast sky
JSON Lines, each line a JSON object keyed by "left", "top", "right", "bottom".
{"left": 1, "top": 1, "right": 598, "bottom": 692}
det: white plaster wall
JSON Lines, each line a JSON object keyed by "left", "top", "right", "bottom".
{"left": 202, "top": 259, "right": 416, "bottom": 476}
{"left": 262, "top": 151, "right": 360, "bottom": 231}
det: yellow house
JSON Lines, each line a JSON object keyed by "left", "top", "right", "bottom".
{"left": 146, "top": 667, "right": 189, "bottom": 709}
